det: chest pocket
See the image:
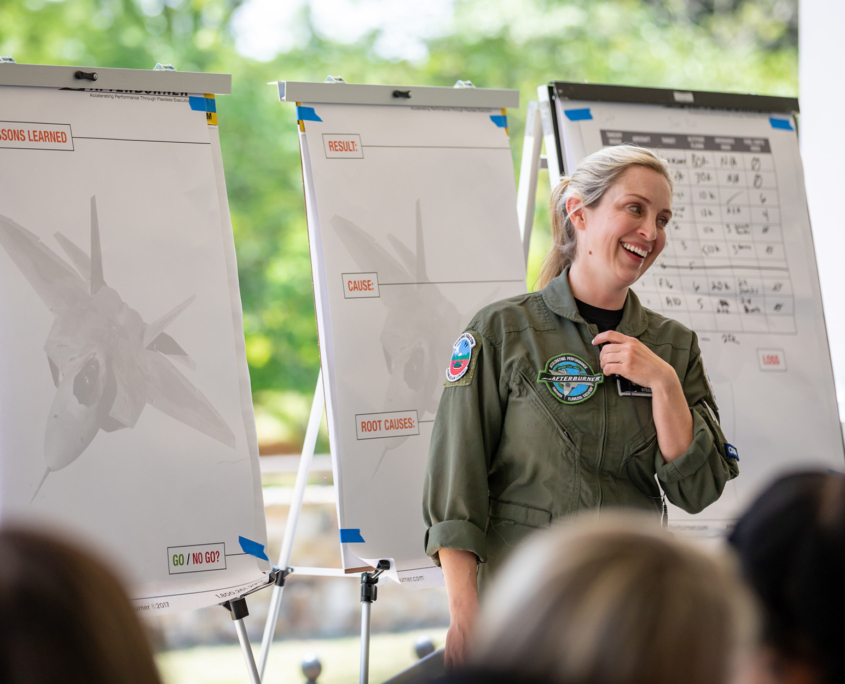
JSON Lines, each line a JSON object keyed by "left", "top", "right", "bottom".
{"left": 489, "top": 359, "right": 582, "bottom": 517}
{"left": 512, "top": 358, "right": 581, "bottom": 453}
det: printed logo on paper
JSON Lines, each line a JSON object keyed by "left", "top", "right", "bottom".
{"left": 538, "top": 354, "right": 604, "bottom": 404}
{"left": 446, "top": 333, "right": 476, "bottom": 383}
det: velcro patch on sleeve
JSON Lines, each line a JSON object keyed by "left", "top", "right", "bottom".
{"left": 444, "top": 331, "right": 482, "bottom": 387}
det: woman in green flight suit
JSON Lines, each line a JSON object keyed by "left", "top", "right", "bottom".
{"left": 423, "top": 144, "right": 739, "bottom": 666}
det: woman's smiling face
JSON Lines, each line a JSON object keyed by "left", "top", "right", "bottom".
{"left": 570, "top": 165, "right": 673, "bottom": 291}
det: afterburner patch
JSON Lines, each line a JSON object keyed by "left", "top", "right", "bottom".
{"left": 538, "top": 354, "right": 604, "bottom": 404}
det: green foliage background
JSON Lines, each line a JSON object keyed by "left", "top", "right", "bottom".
{"left": 0, "top": 0, "right": 799, "bottom": 451}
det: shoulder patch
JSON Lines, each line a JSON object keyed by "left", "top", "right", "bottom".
{"left": 445, "top": 332, "right": 481, "bottom": 386}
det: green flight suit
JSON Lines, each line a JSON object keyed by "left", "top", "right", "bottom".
{"left": 423, "top": 267, "right": 739, "bottom": 590}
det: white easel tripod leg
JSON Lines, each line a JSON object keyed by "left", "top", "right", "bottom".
{"left": 516, "top": 100, "right": 545, "bottom": 267}
{"left": 257, "top": 371, "right": 326, "bottom": 680}
{"left": 224, "top": 598, "right": 262, "bottom": 684}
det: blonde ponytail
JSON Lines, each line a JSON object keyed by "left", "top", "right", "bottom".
{"left": 537, "top": 177, "right": 577, "bottom": 290}
{"left": 537, "top": 145, "right": 674, "bottom": 290}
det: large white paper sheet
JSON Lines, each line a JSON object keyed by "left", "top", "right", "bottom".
{"left": 553, "top": 99, "right": 844, "bottom": 531}
{"left": 0, "top": 86, "right": 269, "bottom": 613}
{"left": 298, "top": 102, "right": 525, "bottom": 586}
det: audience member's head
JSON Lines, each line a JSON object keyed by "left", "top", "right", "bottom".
{"left": 730, "top": 471, "right": 845, "bottom": 684}
{"left": 0, "top": 525, "right": 162, "bottom": 684}
{"left": 469, "top": 514, "right": 756, "bottom": 684}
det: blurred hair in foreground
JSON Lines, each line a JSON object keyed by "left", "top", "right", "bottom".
{"left": 468, "top": 514, "right": 757, "bottom": 684}
{"left": 0, "top": 525, "right": 162, "bottom": 684}
{"left": 730, "top": 471, "right": 845, "bottom": 684}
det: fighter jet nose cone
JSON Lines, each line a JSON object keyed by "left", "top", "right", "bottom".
{"left": 44, "top": 377, "right": 100, "bottom": 471}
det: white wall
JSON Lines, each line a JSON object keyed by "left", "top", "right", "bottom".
{"left": 800, "top": 0, "right": 845, "bottom": 418}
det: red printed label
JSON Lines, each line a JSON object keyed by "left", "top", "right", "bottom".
{"left": 323, "top": 133, "right": 363, "bottom": 159}
{"left": 342, "top": 272, "right": 380, "bottom": 298}
{"left": 355, "top": 410, "right": 419, "bottom": 440}
{"left": 757, "top": 348, "right": 786, "bottom": 371}
{"left": 0, "top": 121, "right": 73, "bottom": 151}
{"left": 167, "top": 543, "right": 227, "bottom": 574}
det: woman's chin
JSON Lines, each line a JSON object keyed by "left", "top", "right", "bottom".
{"left": 613, "top": 262, "right": 647, "bottom": 288}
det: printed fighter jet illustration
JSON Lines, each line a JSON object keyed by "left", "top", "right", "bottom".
{"left": 330, "top": 200, "right": 498, "bottom": 476}
{"left": 0, "top": 197, "right": 235, "bottom": 501}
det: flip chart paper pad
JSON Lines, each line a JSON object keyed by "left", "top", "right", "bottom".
{"left": 298, "top": 103, "right": 525, "bottom": 586}
{"left": 553, "top": 99, "right": 843, "bottom": 532}
{"left": 0, "top": 86, "right": 269, "bottom": 613}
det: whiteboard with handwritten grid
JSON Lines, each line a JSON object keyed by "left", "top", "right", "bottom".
{"left": 550, "top": 92, "right": 844, "bottom": 532}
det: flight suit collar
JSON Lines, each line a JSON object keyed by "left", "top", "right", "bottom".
{"left": 541, "top": 265, "right": 649, "bottom": 338}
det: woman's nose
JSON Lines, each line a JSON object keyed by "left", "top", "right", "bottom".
{"left": 638, "top": 216, "right": 658, "bottom": 241}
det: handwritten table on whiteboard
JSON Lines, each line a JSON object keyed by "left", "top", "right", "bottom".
{"left": 546, "top": 85, "right": 845, "bottom": 529}
{"left": 603, "top": 130, "right": 795, "bottom": 335}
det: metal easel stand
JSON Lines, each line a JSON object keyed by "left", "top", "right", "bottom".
{"left": 224, "top": 597, "right": 263, "bottom": 684}
{"left": 256, "top": 371, "right": 388, "bottom": 684}
{"left": 360, "top": 560, "right": 390, "bottom": 684}
{"left": 515, "top": 100, "right": 558, "bottom": 268}
{"left": 257, "top": 370, "right": 326, "bottom": 679}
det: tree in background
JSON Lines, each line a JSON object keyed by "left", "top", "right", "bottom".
{"left": 0, "top": 0, "right": 798, "bottom": 451}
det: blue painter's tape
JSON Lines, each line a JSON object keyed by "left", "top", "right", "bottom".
{"left": 565, "top": 108, "right": 593, "bottom": 121}
{"left": 770, "top": 117, "right": 794, "bottom": 131}
{"left": 238, "top": 536, "right": 270, "bottom": 561}
{"left": 490, "top": 114, "right": 508, "bottom": 128}
{"left": 340, "top": 528, "right": 365, "bottom": 543}
{"left": 188, "top": 96, "right": 216, "bottom": 113}
{"left": 296, "top": 106, "right": 323, "bottom": 122}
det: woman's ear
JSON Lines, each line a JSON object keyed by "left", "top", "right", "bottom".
{"left": 566, "top": 195, "right": 587, "bottom": 232}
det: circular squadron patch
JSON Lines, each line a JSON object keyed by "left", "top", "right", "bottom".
{"left": 446, "top": 333, "right": 477, "bottom": 383}
{"left": 537, "top": 354, "right": 604, "bottom": 404}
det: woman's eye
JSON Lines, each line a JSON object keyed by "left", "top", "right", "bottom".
{"left": 657, "top": 216, "right": 669, "bottom": 228}
{"left": 628, "top": 204, "right": 641, "bottom": 214}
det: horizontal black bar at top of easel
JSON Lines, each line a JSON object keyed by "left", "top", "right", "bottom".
{"left": 550, "top": 82, "right": 799, "bottom": 114}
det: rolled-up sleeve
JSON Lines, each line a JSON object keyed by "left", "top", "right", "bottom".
{"left": 423, "top": 329, "right": 506, "bottom": 565}
{"left": 655, "top": 334, "right": 739, "bottom": 513}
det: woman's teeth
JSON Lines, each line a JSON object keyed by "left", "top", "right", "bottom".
{"left": 622, "top": 242, "right": 648, "bottom": 258}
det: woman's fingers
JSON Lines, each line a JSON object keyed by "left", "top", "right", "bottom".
{"left": 592, "top": 330, "right": 629, "bottom": 346}
{"left": 599, "top": 344, "right": 629, "bottom": 363}
{"left": 600, "top": 354, "right": 625, "bottom": 372}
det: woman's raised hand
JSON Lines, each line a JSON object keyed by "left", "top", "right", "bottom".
{"left": 592, "top": 330, "right": 674, "bottom": 389}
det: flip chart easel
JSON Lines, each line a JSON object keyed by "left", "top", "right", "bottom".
{"left": 517, "top": 81, "right": 844, "bottom": 532}
{"left": 0, "top": 61, "right": 272, "bottom": 684}
{"left": 259, "top": 79, "right": 523, "bottom": 684}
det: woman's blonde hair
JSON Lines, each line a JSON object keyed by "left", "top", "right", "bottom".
{"left": 537, "top": 145, "right": 673, "bottom": 289}
{"left": 470, "top": 515, "right": 757, "bottom": 684}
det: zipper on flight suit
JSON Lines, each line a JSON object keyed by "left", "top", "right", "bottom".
{"left": 588, "top": 322, "right": 607, "bottom": 508}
